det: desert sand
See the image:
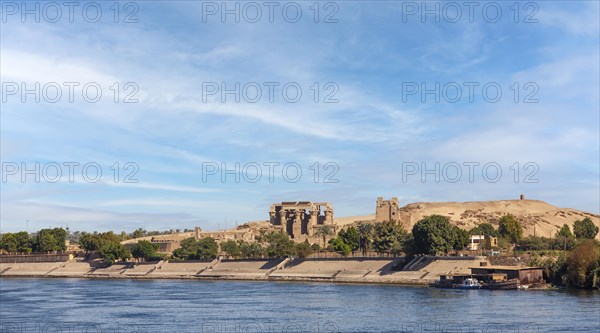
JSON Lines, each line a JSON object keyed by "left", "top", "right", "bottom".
{"left": 337, "top": 199, "right": 600, "bottom": 239}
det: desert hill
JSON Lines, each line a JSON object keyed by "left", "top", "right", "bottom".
{"left": 122, "top": 199, "right": 599, "bottom": 245}
{"left": 337, "top": 199, "right": 600, "bottom": 239}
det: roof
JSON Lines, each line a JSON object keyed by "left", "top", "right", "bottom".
{"left": 470, "top": 266, "right": 543, "bottom": 271}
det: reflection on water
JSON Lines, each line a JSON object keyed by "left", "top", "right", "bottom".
{"left": 0, "top": 278, "right": 598, "bottom": 332}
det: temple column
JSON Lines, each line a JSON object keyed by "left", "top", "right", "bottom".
{"left": 293, "top": 210, "right": 302, "bottom": 238}
{"left": 309, "top": 207, "right": 319, "bottom": 236}
{"left": 269, "top": 206, "right": 276, "bottom": 225}
{"left": 278, "top": 210, "right": 287, "bottom": 235}
{"left": 325, "top": 206, "right": 333, "bottom": 225}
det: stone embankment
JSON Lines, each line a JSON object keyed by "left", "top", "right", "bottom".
{"left": 0, "top": 256, "right": 487, "bottom": 285}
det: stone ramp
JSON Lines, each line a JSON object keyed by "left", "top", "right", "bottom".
{"left": 0, "top": 262, "right": 64, "bottom": 276}
{"left": 199, "top": 259, "right": 282, "bottom": 278}
{"left": 150, "top": 261, "right": 213, "bottom": 277}
{"left": 403, "top": 256, "right": 434, "bottom": 271}
{"left": 377, "top": 257, "right": 486, "bottom": 283}
{"left": 270, "top": 269, "right": 341, "bottom": 279}
{"left": 0, "top": 266, "right": 12, "bottom": 275}
{"left": 335, "top": 270, "right": 372, "bottom": 278}
{"left": 47, "top": 262, "right": 94, "bottom": 276}
{"left": 272, "top": 258, "right": 399, "bottom": 280}
{"left": 89, "top": 263, "right": 130, "bottom": 277}
{"left": 122, "top": 263, "right": 158, "bottom": 276}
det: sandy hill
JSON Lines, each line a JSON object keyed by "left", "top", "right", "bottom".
{"left": 337, "top": 199, "right": 600, "bottom": 239}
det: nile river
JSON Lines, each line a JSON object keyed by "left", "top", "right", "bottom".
{"left": 0, "top": 279, "right": 598, "bottom": 332}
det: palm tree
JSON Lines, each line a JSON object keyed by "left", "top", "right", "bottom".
{"left": 357, "top": 222, "right": 374, "bottom": 256}
{"left": 315, "top": 225, "right": 334, "bottom": 247}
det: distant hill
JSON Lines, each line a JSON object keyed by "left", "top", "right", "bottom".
{"left": 337, "top": 199, "right": 600, "bottom": 239}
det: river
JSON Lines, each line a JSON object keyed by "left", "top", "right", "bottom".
{"left": 0, "top": 278, "right": 598, "bottom": 332}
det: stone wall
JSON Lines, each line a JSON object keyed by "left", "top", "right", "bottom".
{"left": 0, "top": 254, "right": 71, "bottom": 263}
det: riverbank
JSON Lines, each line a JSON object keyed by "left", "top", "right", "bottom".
{"left": 0, "top": 256, "right": 485, "bottom": 285}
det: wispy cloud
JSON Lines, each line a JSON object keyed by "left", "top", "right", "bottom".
{"left": 1, "top": 1, "right": 598, "bottom": 231}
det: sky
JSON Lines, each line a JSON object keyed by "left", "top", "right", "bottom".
{"left": 1, "top": 0, "right": 599, "bottom": 233}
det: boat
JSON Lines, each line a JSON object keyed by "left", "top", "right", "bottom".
{"left": 482, "top": 278, "right": 519, "bottom": 290}
{"left": 456, "top": 277, "right": 482, "bottom": 289}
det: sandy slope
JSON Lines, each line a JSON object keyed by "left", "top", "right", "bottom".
{"left": 336, "top": 199, "right": 600, "bottom": 239}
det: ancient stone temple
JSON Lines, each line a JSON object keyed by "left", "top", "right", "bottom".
{"left": 375, "top": 197, "right": 399, "bottom": 222}
{"left": 269, "top": 202, "right": 335, "bottom": 239}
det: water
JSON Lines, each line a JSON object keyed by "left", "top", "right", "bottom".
{"left": 0, "top": 278, "right": 598, "bottom": 333}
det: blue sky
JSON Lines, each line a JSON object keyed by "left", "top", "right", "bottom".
{"left": 1, "top": 1, "right": 599, "bottom": 232}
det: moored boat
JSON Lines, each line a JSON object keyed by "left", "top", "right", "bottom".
{"left": 456, "top": 277, "right": 482, "bottom": 289}
{"left": 482, "top": 278, "right": 519, "bottom": 290}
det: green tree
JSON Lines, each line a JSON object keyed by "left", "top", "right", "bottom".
{"left": 412, "top": 215, "right": 454, "bottom": 255}
{"left": 328, "top": 237, "right": 351, "bottom": 256}
{"left": 295, "top": 240, "right": 313, "bottom": 258}
{"left": 79, "top": 232, "right": 121, "bottom": 253}
{"left": 14, "top": 232, "right": 31, "bottom": 253}
{"left": 315, "top": 225, "right": 334, "bottom": 247}
{"left": 451, "top": 226, "right": 469, "bottom": 251}
{"left": 221, "top": 240, "right": 241, "bottom": 258}
{"left": 130, "top": 240, "right": 159, "bottom": 261}
{"left": 194, "top": 237, "right": 219, "bottom": 260}
{"left": 338, "top": 227, "right": 360, "bottom": 252}
{"left": 263, "top": 232, "right": 296, "bottom": 258}
{"left": 533, "top": 254, "right": 568, "bottom": 287}
{"left": 372, "top": 221, "right": 409, "bottom": 255}
{"left": 173, "top": 237, "right": 199, "bottom": 260}
{"left": 239, "top": 241, "right": 265, "bottom": 259}
{"left": 98, "top": 242, "right": 130, "bottom": 265}
{"left": 1, "top": 233, "right": 18, "bottom": 253}
{"left": 554, "top": 224, "right": 576, "bottom": 251}
{"left": 118, "top": 231, "right": 130, "bottom": 242}
{"left": 79, "top": 232, "right": 100, "bottom": 252}
{"left": 35, "top": 228, "right": 66, "bottom": 252}
{"left": 401, "top": 234, "right": 415, "bottom": 256}
{"left": 498, "top": 214, "right": 523, "bottom": 244}
{"left": 469, "top": 223, "right": 499, "bottom": 237}
{"left": 131, "top": 228, "right": 147, "bottom": 239}
{"left": 357, "top": 222, "right": 374, "bottom": 255}
{"left": 518, "top": 236, "right": 552, "bottom": 251}
{"left": 573, "top": 218, "right": 599, "bottom": 239}
{"left": 566, "top": 240, "right": 600, "bottom": 288}
{"left": 557, "top": 224, "right": 573, "bottom": 238}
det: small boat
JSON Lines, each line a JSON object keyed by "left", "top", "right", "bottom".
{"left": 456, "top": 277, "right": 482, "bottom": 289}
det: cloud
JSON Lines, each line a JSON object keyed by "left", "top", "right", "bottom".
{"left": 1, "top": 2, "right": 598, "bottom": 231}
{"left": 538, "top": 2, "right": 600, "bottom": 36}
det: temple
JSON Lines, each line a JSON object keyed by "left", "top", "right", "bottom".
{"left": 269, "top": 201, "right": 335, "bottom": 239}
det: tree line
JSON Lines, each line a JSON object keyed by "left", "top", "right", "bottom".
{"left": 2, "top": 217, "right": 598, "bottom": 288}
{"left": 325, "top": 214, "right": 528, "bottom": 256}
{"left": 0, "top": 228, "right": 67, "bottom": 253}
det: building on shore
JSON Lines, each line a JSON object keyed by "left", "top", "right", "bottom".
{"left": 468, "top": 235, "right": 499, "bottom": 251}
{"left": 470, "top": 266, "right": 544, "bottom": 285}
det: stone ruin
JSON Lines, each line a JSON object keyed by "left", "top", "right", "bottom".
{"left": 375, "top": 197, "right": 400, "bottom": 222}
{"left": 269, "top": 201, "right": 335, "bottom": 239}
